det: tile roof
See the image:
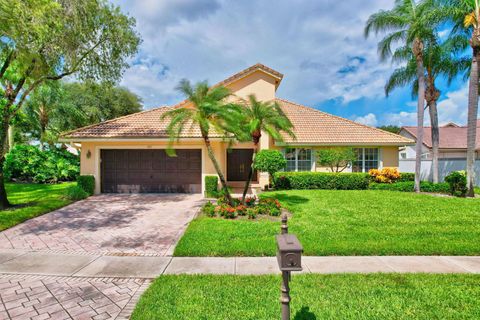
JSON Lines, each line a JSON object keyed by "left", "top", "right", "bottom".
{"left": 401, "top": 120, "right": 480, "bottom": 150}
{"left": 62, "top": 106, "right": 222, "bottom": 139}
{"left": 63, "top": 99, "right": 413, "bottom": 145}
{"left": 275, "top": 98, "right": 413, "bottom": 145}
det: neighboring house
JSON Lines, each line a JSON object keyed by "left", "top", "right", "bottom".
{"left": 61, "top": 63, "right": 412, "bottom": 195}
{"left": 398, "top": 121, "right": 480, "bottom": 185}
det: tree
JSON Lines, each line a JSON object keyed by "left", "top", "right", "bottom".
{"left": 377, "top": 125, "right": 401, "bottom": 134}
{"left": 0, "top": 0, "right": 140, "bottom": 208}
{"left": 366, "top": 0, "right": 440, "bottom": 192}
{"left": 253, "top": 150, "right": 287, "bottom": 187}
{"left": 316, "top": 148, "right": 357, "bottom": 173}
{"left": 238, "top": 95, "right": 294, "bottom": 203}
{"left": 55, "top": 82, "right": 143, "bottom": 132}
{"left": 161, "top": 80, "right": 242, "bottom": 206}
{"left": 445, "top": 0, "right": 480, "bottom": 196}
{"left": 385, "top": 36, "right": 469, "bottom": 183}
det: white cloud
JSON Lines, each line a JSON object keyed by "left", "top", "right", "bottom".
{"left": 380, "top": 85, "right": 470, "bottom": 127}
{"left": 111, "top": 0, "right": 395, "bottom": 107}
{"left": 354, "top": 113, "right": 378, "bottom": 126}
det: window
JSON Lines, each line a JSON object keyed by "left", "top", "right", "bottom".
{"left": 284, "top": 148, "right": 313, "bottom": 172}
{"left": 352, "top": 148, "right": 379, "bottom": 172}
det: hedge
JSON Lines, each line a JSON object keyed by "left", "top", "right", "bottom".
{"left": 4, "top": 145, "right": 79, "bottom": 183}
{"left": 369, "top": 181, "right": 450, "bottom": 193}
{"left": 274, "top": 172, "right": 370, "bottom": 190}
{"left": 397, "top": 172, "right": 415, "bottom": 182}
{"left": 77, "top": 175, "right": 95, "bottom": 195}
{"left": 205, "top": 175, "right": 218, "bottom": 197}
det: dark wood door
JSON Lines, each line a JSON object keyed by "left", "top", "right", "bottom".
{"left": 101, "top": 149, "right": 202, "bottom": 193}
{"left": 227, "top": 149, "right": 257, "bottom": 181}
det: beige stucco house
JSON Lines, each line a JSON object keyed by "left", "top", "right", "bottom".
{"left": 62, "top": 64, "right": 413, "bottom": 195}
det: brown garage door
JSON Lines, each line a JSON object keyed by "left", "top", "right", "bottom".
{"left": 101, "top": 149, "right": 202, "bottom": 193}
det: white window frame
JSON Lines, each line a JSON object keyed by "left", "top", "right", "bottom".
{"left": 283, "top": 148, "right": 314, "bottom": 172}
{"left": 353, "top": 148, "right": 381, "bottom": 173}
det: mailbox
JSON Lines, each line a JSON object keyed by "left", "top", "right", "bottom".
{"left": 276, "top": 234, "right": 303, "bottom": 272}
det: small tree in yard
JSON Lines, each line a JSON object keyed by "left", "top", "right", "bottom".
{"left": 253, "top": 150, "right": 286, "bottom": 188}
{"left": 161, "top": 80, "right": 243, "bottom": 206}
{"left": 316, "top": 148, "right": 357, "bottom": 173}
{"left": 0, "top": 0, "right": 140, "bottom": 208}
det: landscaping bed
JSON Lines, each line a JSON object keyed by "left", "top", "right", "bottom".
{"left": 174, "top": 190, "right": 480, "bottom": 256}
{"left": 132, "top": 274, "right": 480, "bottom": 319}
{"left": 0, "top": 182, "right": 75, "bottom": 231}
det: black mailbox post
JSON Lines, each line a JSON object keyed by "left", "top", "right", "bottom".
{"left": 276, "top": 214, "right": 303, "bottom": 320}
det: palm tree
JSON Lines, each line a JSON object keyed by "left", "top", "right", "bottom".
{"left": 239, "top": 95, "right": 295, "bottom": 202}
{"left": 385, "top": 37, "right": 469, "bottom": 182}
{"left": 444, "top": 0, "right": 480, "bottom": 196}
{"left": 366, "top": 0, "right": 439, "bottom": 192}
{"left": 161, "top": 80, "right": 242, "bottom": 205}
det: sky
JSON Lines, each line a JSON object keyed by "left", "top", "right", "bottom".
{"left": 111, "top": 0, "right": 471, "bottom": 128}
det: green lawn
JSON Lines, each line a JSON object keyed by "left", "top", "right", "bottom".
{"left": 174, "top": 190, "right": 480, "bottom": 256}
{"left": 0, "top": 182, "right": 75, "bottom": 231}
{"left": 132, "top": 274, "right": 480, "bottom": 320}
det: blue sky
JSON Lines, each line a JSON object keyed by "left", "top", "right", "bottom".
{"left": 112, "top": 0, "right": 471, "bottom": 127}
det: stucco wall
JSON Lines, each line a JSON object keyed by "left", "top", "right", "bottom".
{"left": 226, "top": 70, "right": 277, "bottom": 102}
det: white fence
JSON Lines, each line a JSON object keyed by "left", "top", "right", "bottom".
{"left": 399, "top": 159, "right": 480, "bottom": 186}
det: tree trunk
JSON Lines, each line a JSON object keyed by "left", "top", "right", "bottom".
{"left": 7, "top": 125, "right": 15, "bottom": 152}
{"left": 466, "top": 45, "right": 480, "bottom": 197}
{"left": 242, "top": 143, "right": 258, "bottom": 203}
{"left": 429, "top": 100, "right": 440, "bottom": 184}
{"left": 203, "top": 137, "right": 234, "bottom": 205}
{"left": 0, "top": 117, "right": 11, "bottom": 209}
{"left": 413, "top": 39, "right": 426, "bottom": 193}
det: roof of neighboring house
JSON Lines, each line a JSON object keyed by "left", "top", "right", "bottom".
{"left": 400, "top": 120, "right": 480, "bottom": 150}
{"left": 275, "top": 99, "right": 413, "bottom": 146}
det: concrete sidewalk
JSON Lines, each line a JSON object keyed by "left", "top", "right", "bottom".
{"left": 1, "top": 249, "right": 479, "bottom": 278}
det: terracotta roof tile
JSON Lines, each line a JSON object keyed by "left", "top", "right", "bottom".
{"left": 276, "top": 98, "right": 413, "bottom": 145}
{"left": 401, "top": 120, "right": 480, "bottom": 150}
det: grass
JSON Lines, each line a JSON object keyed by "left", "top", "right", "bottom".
{"left": 174, "top": 190, "right": 480, "bottom": 256}
{"left": 0, "top": 182, "right": 75, "bottom": 231}
{"left": 132, "top": 274, "right": 480, "bottom": 320}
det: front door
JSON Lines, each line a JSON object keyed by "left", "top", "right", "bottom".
{"left": 227, "top": 149, "right": 257, "bottom": 181}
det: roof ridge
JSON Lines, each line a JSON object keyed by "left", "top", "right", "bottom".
{"left": 61, "top": 106, "right": 171, "bottom": 138}
{"left": 276, "top": 98, "right": 412, "bottom": 142}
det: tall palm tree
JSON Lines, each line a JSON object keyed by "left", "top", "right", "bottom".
{"left": 385, "top": 37, "right": 469, "bottom": 182}
{"left": 161, "top": 80, "right": 242, "bottom": 205}
{"left": 444, "top": 0, "right": 480, "bottom": 196}
{"left": 239, "top": 95, "right": 295, "bottom": 202}
{"left": 366, "top": 0, "right": 439, "bottom": 192}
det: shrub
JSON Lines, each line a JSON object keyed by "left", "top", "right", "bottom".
{"left": 215, "top": 205, "right": 237, "bottom": 219}
{"left": 274, "top": 172, "right": 370, "bottom": 190}
{"left": 254, "top": 150, "right": 287, "bottom": 185}
{"left": 4, "top": 145, "right": 79, "bottom": 183}
{"left": 369, "top": 181, "right": 450, "bottom": 193}
{"left": 246, "top": 208, "right": 257, "bottom": 219}
{"left": 235, "top": 205, "right": 247, "bottom": 216}
{"left": 369, "top": 167, "right": 400, "bottom": 183}
{"left": 205, "top": 176, "right": 218, "bottom": 198}
{"left": 201, "top": 202, "right": 216, "bottom": 217}
{"left": 65, "top": 185, "right": 88, "bottom": 200}
{"left": 398, "top": 172, "right": 415, "bottom": 182}
{"left": 245, "top": 195, "right": 257, "bottom": 207}
{"left": 444, "top": 171, "right": 468, "bottom": 197}
{"left": 77, "top": 175, "right": 95, "bottom": 195}
{"left": 258, "top": 198, "right": 282, "bottom": 216}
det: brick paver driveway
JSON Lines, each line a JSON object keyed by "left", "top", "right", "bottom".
{"left": 0, "top": 194, "right": 202, "bottom": 320}
{"left": 0, "top": 194, "right": 203, "bottom": 256}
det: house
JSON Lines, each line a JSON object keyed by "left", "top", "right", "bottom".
{"left": 62, "top": 63, "right": 413, "bottom": 194}
{"left": 398, "top": 121, "right": 480, "bottom": 185}
{"left": 399, "top": 121, "right": 480, "bottom": 160}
